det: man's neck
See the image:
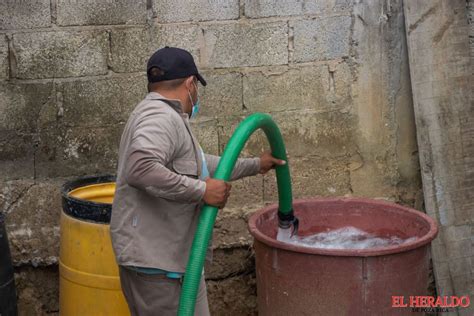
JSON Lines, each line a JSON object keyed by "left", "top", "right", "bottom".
{"left": 152, "top": 89, "right": 189, "bottom": 114}
{"left": 154, "top": 89, "right": 179, "bottom": 100}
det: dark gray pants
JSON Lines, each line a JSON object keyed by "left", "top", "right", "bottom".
{"left": 119, "top": 266, "right": 210, "bottom": 316}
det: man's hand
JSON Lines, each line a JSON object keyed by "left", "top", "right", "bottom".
{"left": 259, "top": 150, "right": 287, "bottom": 174}
{"left": 203, "top": 178, "right": 232, "bottom": 208}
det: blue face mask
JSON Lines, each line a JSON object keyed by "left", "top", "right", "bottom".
{"left": 191, "top": 98, "right": 200, "bottom": 119}
{"left": 188, "top": 82, "right": 200, "bottom": 119}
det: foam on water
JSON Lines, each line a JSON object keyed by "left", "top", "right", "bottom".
{"left": 277, "top": 226, "right": 418, "bottom": 250}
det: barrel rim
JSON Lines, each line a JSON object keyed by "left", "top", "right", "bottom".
{"left": 248, "top": 197, "right": 439, "bottom": 257}
{"left": 61, "top": 175, "right": 116, "bottom": 223}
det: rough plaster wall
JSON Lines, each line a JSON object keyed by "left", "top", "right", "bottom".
{"left": 351, "top": 0, "right": 420, "bottom": 201}
{"left": 0, "top": 0, "right": 420, "bottom": 314}
{"left": 403, "top": 0, "right": 473, "bottom": 315}
{"left": 470, "top": 0, "right": 474, "bottom": 66}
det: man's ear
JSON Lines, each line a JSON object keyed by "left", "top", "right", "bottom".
{"left": 184, "top": 76, "right": 194, "bottom": 89}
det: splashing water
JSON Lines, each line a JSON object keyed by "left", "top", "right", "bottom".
{"left": 277, "top": 226, "right": 418, "bottom": 250}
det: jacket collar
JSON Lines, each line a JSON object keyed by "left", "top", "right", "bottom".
{"left": 145, "top": 92, "right": 184, "bottom": 115}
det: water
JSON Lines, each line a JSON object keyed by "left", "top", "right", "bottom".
{"left": 277, "top": 226, "right": 418, "bottom": 250}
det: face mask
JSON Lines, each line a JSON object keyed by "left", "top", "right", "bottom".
{"left": 188, "top": 82, "right": 200, "bottom": 119}
{"left": 191, "top": 98, "right": 200, "bottom": 119}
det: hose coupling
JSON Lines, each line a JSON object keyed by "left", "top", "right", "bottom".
{"left": 278, "top": 209, "right": 299, "bottom": 237}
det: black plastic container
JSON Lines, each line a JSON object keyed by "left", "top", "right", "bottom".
{"left": 0, "top": 212, "right": 18, "bottom": 316}
{"left": 61, "top": 175, "right": 116, "bottom": 223}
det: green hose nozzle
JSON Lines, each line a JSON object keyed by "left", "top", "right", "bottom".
{"left": 178, "top": 113, "right": 296, "bottom": 316}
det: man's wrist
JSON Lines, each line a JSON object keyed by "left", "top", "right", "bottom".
{"left": 199, "top": 179, "right": 207, "bottom": 202}
{"left": 188, "top": 178, "right": 207, "bottom": 203}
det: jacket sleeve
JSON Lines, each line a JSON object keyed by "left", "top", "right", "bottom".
{"left": 205, "top": 154, "right": 260, "bottom": 181}
{"left": 124, "top": 112, "right": 206, "bottom": 203}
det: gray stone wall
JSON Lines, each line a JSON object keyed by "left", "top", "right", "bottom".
{"left": 0, "top": 0, "right": 421, "bottom": 315}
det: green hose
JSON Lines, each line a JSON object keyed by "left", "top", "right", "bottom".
{"left": 178, "top": 113, "right": 296, "bottom": 316}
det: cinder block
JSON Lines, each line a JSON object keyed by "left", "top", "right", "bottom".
{"left": 199, "top": 71, "right": 243, "bottom": 118}
{"left": 109, "top": 27, "right": 151, "bottom": 73}
{"left": 245, "top": 0, "right": 321, "bottom": 18}
{"left": 261, "top": 110, "right": 356, "bottom": 158}
{"left": 150, "top": 24, "right": 201, "bottom": 64}
{"left": 14, "top": 31, "right": 108, "bottom": 79}
{"left": 0, "top": 35, "right": 8, "bottom": 79}
{"left": 225, "top": 175, "right": 264, "bottom": 208}
{"left": 245, "top": 0, "right": 352, "bottom": 18}
{"left": 349, "top": 157, "right": 399, "bottom": 199}
{"left": 56, "top": 0, "right": 146, "bottom": 26}
{"left": 217, "top": 116, "right": 267, "bottom": 157}
{"left": 218, "top": 110, "right": 356, "bottom": 159}
{"left": 154, "top": 0, "right": 239, "bottom": 23}
{"left": 244, "top": 0, "right": 352, "bottom": 18}
{"left": 264, "top": 156, "right": 351, "bottom": 203}
{"left": 35, "top": 125, "right": 124, "bottom": 178}
{"left": 207, "top": 275, "right": 257, "bottom": 316}
{"left": 0, "top": 82, "right": 55, "bottom": 179}
{"left": 243, "top": 63, "right": 351, "bottom": 113}
{"left": 0, "top": 0, "right": 50, "bottom": 30}
{"left": 0, "top": 131, "right": 35, "bottom": 180}
{"left": 56, "top": 74, "right": 147, "bottom": 128}
{"left": 213, "top": 207, "right": 256, "bottom": 249}
{"left": 190, "top": 117, "right": 220, "bottom": 155}
{"left": 332, "top": 0, "right": 353, "bottom": 12}
{"left": 0, "top": 180, "right": 35, "bottom": 216}
{"left": 292, "top": 16, "right": 351, "bottom": 62}
{"left": 201, "top": 22, "right": 288, "bottom": 68}
{"left": 0, "top": 82, "right": 55, "bottom": 132}
{"left": 3, "top": 179, "right": 62, "bottom": 265}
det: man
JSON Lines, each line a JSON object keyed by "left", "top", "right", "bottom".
{"left": 110, "top": 47, "right": 285, "bottom": 316}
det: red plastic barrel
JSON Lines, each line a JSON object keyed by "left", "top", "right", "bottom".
{"left": 248, "top": 198, "right": 438, "bottom": 316}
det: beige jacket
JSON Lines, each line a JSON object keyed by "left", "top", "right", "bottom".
{"left": 110, "top": 92, "right": 260, "bottom": 272}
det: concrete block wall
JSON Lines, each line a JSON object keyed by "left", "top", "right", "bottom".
{"left": 0, "top": 0, "right": 421, "bottom": 315}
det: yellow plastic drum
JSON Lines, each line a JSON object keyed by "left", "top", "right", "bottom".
{"left": 60, "top": 175, "right": 129, "bottom": 316}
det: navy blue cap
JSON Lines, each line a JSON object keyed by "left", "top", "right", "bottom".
{"left": 147, "top": 46, "right": 207, "bottom": 86}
